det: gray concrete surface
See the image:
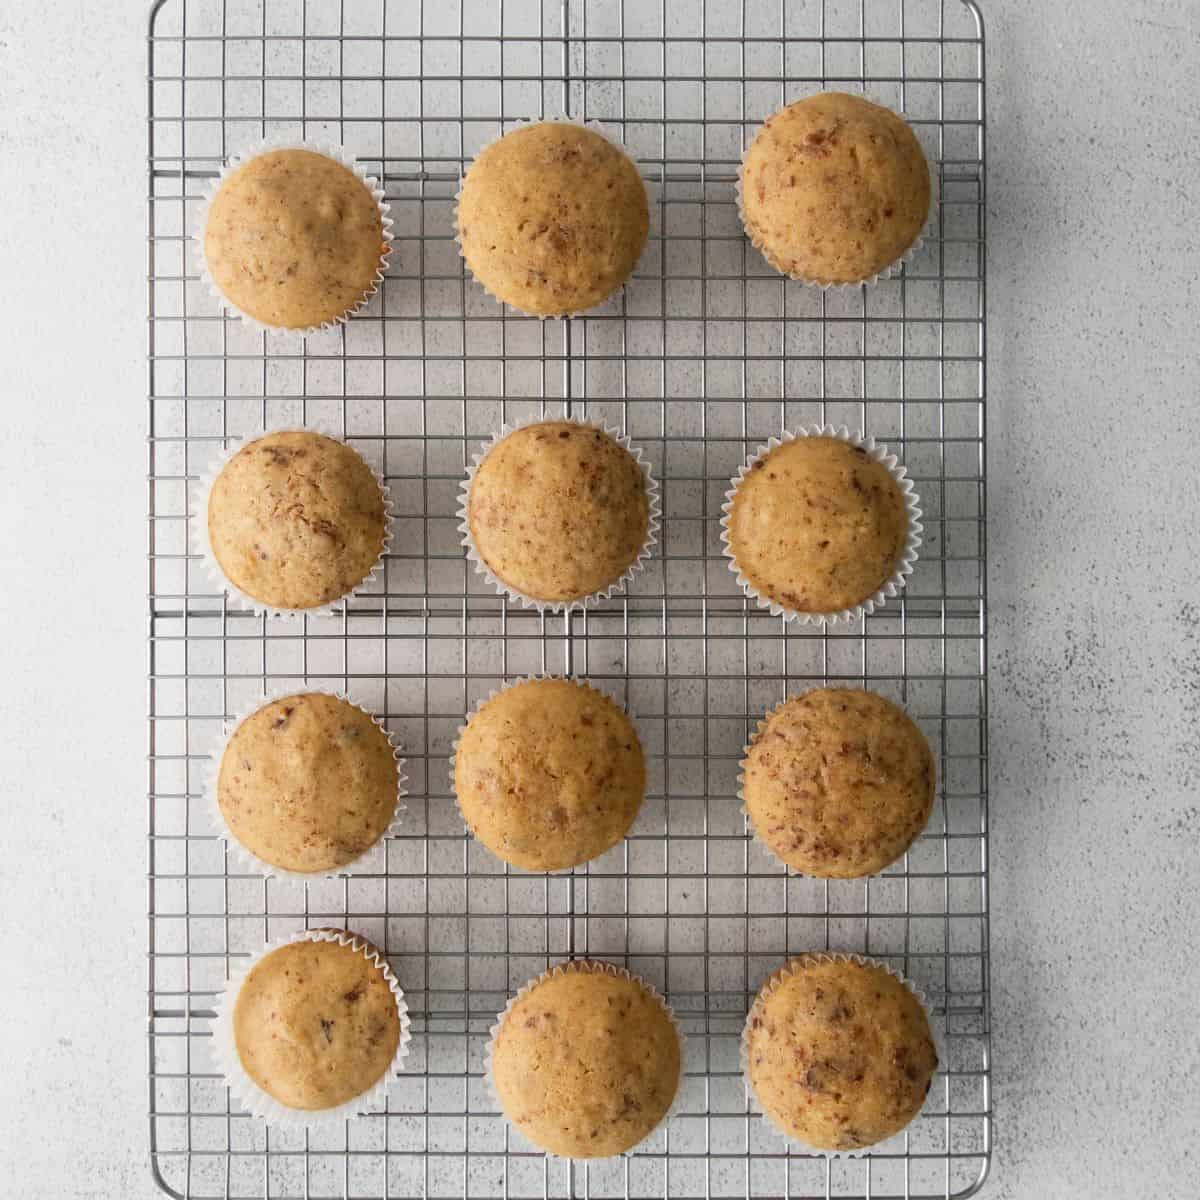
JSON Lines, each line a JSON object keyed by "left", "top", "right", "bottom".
{"left": 0, "top": 0, "right": 1197, "bottom": 1197}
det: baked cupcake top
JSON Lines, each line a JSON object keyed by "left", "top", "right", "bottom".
{"left": 217, "top": 692, "right": 399, "bottom": 873}
{"left": 207, "top": 430, "right": 387, "bottom": 611}
{"left": 740, "top": 93, "right": 931, "bottom": 284}
{"left": 491, "top": 962, "right": 680, "bottom": 1157}
{"left": 725, "top": 436, "right": 909, "bottom": 617}
{"left": 745, "top": 955, "right": 937, "bottom": 1151}
{"left": 233, "top": 936, "right": 401, "bottom": 1111}
{"left": 456, "top": 123, "right": 648, "bottom": 316}
{"left": 467, "top": 421, "right": 651, "bottom": 605}
{"left": 454, "top": 678, "right": 645, "bottom": 871}
{"left": 742, "top": 688, "right": 934, "bottom": 878}
{"left": 203, "top": 147, "right": 386, "bottom": 329}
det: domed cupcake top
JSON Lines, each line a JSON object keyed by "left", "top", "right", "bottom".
{"left": 742, "top": 688, "right": 934, "bottom": 878}
{"left": 232, "top": 936, "right": 403, "bottom": 1112}
{"left": 740, "top": 93, "right": 930, "bottom": 284}
{"left": 205, "top": 430, "right": 387, "bottom": 611}
{"left": 454, "top": 677, "right": 645, "bottom": 871}
{"left": 202, "top": 147, "right": 388, "bottom": 329}
{"left": 216, "top": 692, "right": 400, "bottom": 874}
{"left": 457, "top": 122, "right": 648, "bottom": 315}
{"left": 490, "top": 961, "right": 681, "bottom": 1157}
{"left": 724, "top": 434, "right": 911, "bottom": 619}
{"left": 745, "top": 955, "right": 937, "bottom": 1151}
{"left": 466, "top": 421, "right": 652, "bottom": 606}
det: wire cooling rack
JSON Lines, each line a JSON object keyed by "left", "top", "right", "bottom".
{"left": 147, "top": 0, "right": 989, "bottom": 1196}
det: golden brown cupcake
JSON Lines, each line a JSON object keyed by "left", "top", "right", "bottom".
{"left": 456, "top": 122, "right": 648, "bottom": 316}
{"left": 227, "top": 933, "right": 406, "bottom": 1114}
{"left": 202, "top": 146, "right": 389, "bottom": 329}
{"left": 744, "top": 954, "right": 937, "bottom": 1151}
{"left": 216, "top": 692, "right": 400, "bottom": 874}
{"left": 741, "top": 688, "right": 934, "bottom": 878}
{"left": 739, "top": 93, "right": 931, "bottom": 284}
{"left": 490, "top": 961, "right": 680, "bottom": 1157}
{"left": 464, "top": 421, "right": 653, "bottom": 607}
{"left": 205, "top": 430, "right": 388, "bottom": 611}
{"left": 722, "top": 434, "right": 915, "bottom": 619}
{"left": 454, "top": 678, "right": 645, "bottom": 871}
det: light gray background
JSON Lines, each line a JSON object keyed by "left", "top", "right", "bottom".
{"left": 0, "top": 1, "right": 1196, "bottom": 1197}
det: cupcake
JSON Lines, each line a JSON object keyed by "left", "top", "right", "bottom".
{"left": 462, "top": 420, "right": 656, "bottom": 610}
{"left": 739, "top": 92, "right": 931, "bottom": 285}
{"left": 741, "top": 688, "right": 934, "bottom": 878}
{"left": 213, "top": 930, "right": 410, "bottom": 1124}
{"left": 202, "top": 429, "right": 389, "bottom": 613}
{"left": 453, "top": 677, "right": 645, "bottom": 871}
{"left": 489, "top": 960, "right": 681, "bottom": 1157}
{"left": 200, "top": 144, "right": 391, "bottom": 331}
{"left": 721, "top": 428, "right": 920, "bottom": 622}
{"left": 456, "top": 121, "right": 648, "bottom": 316}
{"left": 744, "top": 954, "right": 937, "bottom": 1152}
{"left": 214, "top": 692, "right": 402, "bottom": 876}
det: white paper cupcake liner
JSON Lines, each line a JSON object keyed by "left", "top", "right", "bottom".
{"left": 458, "top": 415, "right": 660, "bottom": 613}
{"left": 720, "top": 424, "right": 922, "bottom": 624}
{"left": 193, "top": 134, "right": 394, "bottom": 337}
{"left": 454, "top": 116, "right": 650, "bottom": 318}
{"left": 736, "top": 688, "right": 934, "bottom": 875}
{"left": 211, "top": 927, "right": 412, "bottom": 1130}
{"left": 736, "top": 92, "right": 940, "bottom": 290}
{"left": 741, "top": 952, "right": 943, "bottom": 1159}
{"left": 206, "top": 687, "right": 406, "bottom": 881}
{"left": 485, "top": 958, "right": 686, "bottom": 1158}
{"left": 192, "top": 422, "right": 393, "bottom": 619}
{"left": 448, "top": 674, "right": 645, "bottom": 873}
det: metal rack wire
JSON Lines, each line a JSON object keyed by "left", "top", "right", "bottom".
{"left": 147, "top": 0, "right": 989, "bottom": 1196}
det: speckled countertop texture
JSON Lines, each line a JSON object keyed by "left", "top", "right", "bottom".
{"left": 0, "top": 1, "right": 1197, "bottom": 1197}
